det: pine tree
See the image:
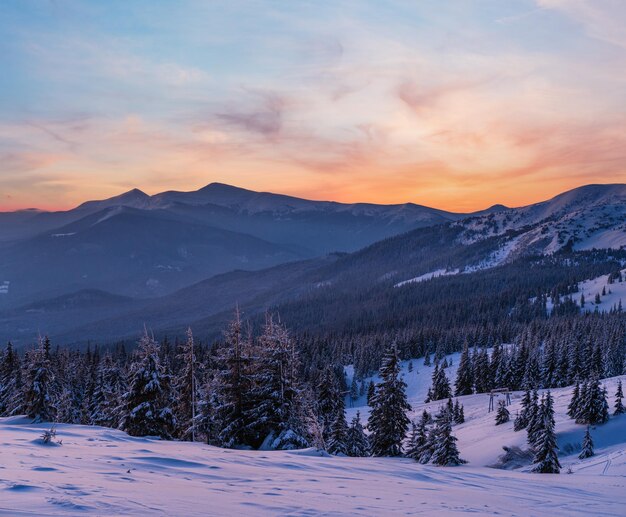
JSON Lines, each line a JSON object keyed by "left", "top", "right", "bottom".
{"left": 24, "top": 337, "right": 56, "bottom": 423}
{"left": 526, "top": 390, "right": 541, "bottom": 448}
{"left": 431, "top": 412, "right": 466, "bottom": 466}
{"left": 578, "top": 426, "right": 594, "bottom": 459}
{"left": 567, "top": 382, "right": 580, "bottom": 419}
{"left": 446, "top": 397, "right": 454, "bottom": 420}
{"left": 366, "top": 380, "right": 375, "bottom": 406}
{"left": 89, "top": 353, "right": 122, "bottom": 427}
{"left": 349, "top": 376, "right": 359, "bottom": 406}
{"left": 345, "top": 411, "right": 369, "bottom": 457}
{"left": 576, "top": 377, "right": 609, "bottom": 425}
{"left": 174, "top": 328, "right": 198, "bottom": 441}
{"left": 418, "top": 425, "right": 437, "bottom": 464}
{"left": 0, "top": 342, "right": 22, "bottom": 416}
{"left": 118, "top": 330, "right": 176, "bottom": 439}
{"left": 614, "top": 380, "right": 625, "bottom": 416}
{"left": 405, "top": 421, "right": 421, "bottom": 460}
{"left": 244, "top": 315, "right": 307, "bottom": 449}
{"left": 317, "top": 366, "right": 342, "bottom": 443}
{"left": 430, "top": 363, "right": 452, "bottom": 401}
{"left": 213, "top": 310, "right": 254, "bottom": 447}
{"left": 368, "top": 343, "right": 411, "bottom": 457}
{"left": 327, "top": 409, "right": 349, "bottom": 455}
{"left": 531, "top": 391, "right": 560, "bottom": 473}
{"left": 514, "top": 389, "right": 532, "bottom": 431}
{"left": 453, "top": 400, "right": 464, "bottom": 424}
{"left": 495, "top": 399, "right": 510, "bottom": 425}
{"left": 455, "top": 343, "right": 473, "bottom": 396}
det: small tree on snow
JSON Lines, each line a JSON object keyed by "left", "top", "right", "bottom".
{"left": 567, "top": 382, "right": 581, "bottom": 420}
{"left": 24, "top": 337, "right": 56, "bottom": 423}
{"left": 514, "top": 389, "right": 532, "bottom": 432}
{"left": 431, "top": 413, "right": 466, "bottom": 466}
{"left": 526, "top": 390, "right": 541, "bottom": 448}
{"left": 531, "top": 391, "right": 560, "bottom": 474}
{"left": 614, "top": 380, "right": 625, "bottom": 416}
{"left": 495, "top": 399, "right": 510, "bottom": 425}
{"left": 576, "top": 378, "right": 609, "bottom": 425}
{"left": 327, "top": 410, "right": 349, "bottom": 455}
{"left": 454, "top": 343, "right": 473, "bottom": 396}
{"left": 578, "top": 426, "right": 594, "bottom": 459}
{"left": 453, "top": 400, "right": 465, "bottom": 424}
{"left": 368, "top": 343, "right": 411, "bottom": 457}
{"left": 345, "top": 411, "right": 369, "bottom": 457}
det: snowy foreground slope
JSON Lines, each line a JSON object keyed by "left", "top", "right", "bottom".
{"left": 1, "top": 414, "right": 625, "bottom": 517}
{"left": 2, "top": 352, "right": 625, "bottom": 516}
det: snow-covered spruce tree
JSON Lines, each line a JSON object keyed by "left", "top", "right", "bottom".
{"left": 317, "top": 366, "right": 343, "bottom": 443}
{"left": 406, "top": 417, "right": 428, "bottom": 461}
{"left": 453, "top": 400, "right": 465, "bottom": 424}
{"left": 0, "top": 342, "right": 22, "bottom": 416}
{"left": 405, "top": 421, "right": 420, "bottom": 460}
{"left": 327, "top": 409, "right": 349, "bottom": 455}
{"left": 213, "top": 310, "right": 255, "bottom": 447}
{"left": 244, "top": 315, "right": 308, "bottom": 449}
{"left": 418, "top": 424, "right": 437, "bottom": 464}
{"left": 576, "top": 377, "right": 609, "bottom": 425}
{"left": 345, "top": 411, "right": 369, "bottom": 457}
{"left": 366, "top": 380, "right": 375, "bottom": 406}
{"left": 526, "top": 390, "right": 541, "bottom": 448}
{"left": 430, "top": 362, "right": 452, "bottom": 401}
{"left": 454, "top": 343, "right": 473, "bottom": 396}
{"left": 118, "top": 330, "right": 176, "bottom": 439}
{"left": 473, "top": 348, "right": 491, "bottom": 393}
{"left": 24, "top": 337, "right": 56, "bottom": 423}
{"left": 495, "top": 399, "right": 510, "bottom": 425}
{"left": 567, "top": 381, "right": 581, "bottom": 419}
{"left": 197, "top": 377, "right": 222, "bottom": 446}
{"left": 174, "top": 328, "right": 199, "bottom": 441}
{"left": 531, "top": 391, "right": 560, "bottom": 474}
{"left": 614, "top": 380, "right": 625, "bottom": 416}
{"left": 514, "top": 389, "right": 532, "bottom": 431}
{"left": 368, "top": 343, "right": 411, "bottom": 457}
{"left": 56, "top": 375, "right": 83, "bottom": 425}
{"left": 578, "top": 426, "right": 594, "bottom": 459}
{"left": 90, "top": 352, "right": 125, "bottom": 428}
{"left": 446, "top": 397, "right": 454, "bottom": 420}
{"left": 431, "top": 411, "right": 466, "bottom": 466}
{"left": 349, "top": 376, "right": 358, "bottom": 405}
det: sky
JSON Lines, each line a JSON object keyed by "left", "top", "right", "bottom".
{"left": 0, "top": 0, "right": 625, "bottom": 212}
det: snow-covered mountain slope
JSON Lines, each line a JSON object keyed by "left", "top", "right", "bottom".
{"left": 457, "top": 184, "right": 626, "bottom": 260}
{"left": 346, "top": 352, "right": 626, "bottom": 471}
{"left": 544, "top": 268, "right": 626, "bottom": 314}
{"left": 1, "top": 411, "right": 625, "bottom": 516}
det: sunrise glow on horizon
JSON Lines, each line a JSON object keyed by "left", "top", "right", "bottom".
{"left": 1, "top": 0, "right": 625, "bottom": 212}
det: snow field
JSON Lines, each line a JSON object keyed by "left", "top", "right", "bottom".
{"left": 1, "top": 414, "right": 625, "bottom": 516}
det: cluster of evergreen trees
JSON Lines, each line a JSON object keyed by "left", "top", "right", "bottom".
{"left": 1, "top": 303, "right": 623, "bottom": 471}
{"left": 0, "top": 328, "right": 473, "bottom": 467}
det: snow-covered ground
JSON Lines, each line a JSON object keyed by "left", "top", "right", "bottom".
{"left": 1, "top": 412, "right": 625, "bottom": 516}
{"left": 395, "top": 268, "right": 460, "bottom": 287}
{"left": 347, "top": 353, "right": 626, "bottom": 472}
{"left": 544, "top": 269, "right": 626, "bottom": 314}
{"left": 1, "top": 351, "right": 625, "bottom": 516}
